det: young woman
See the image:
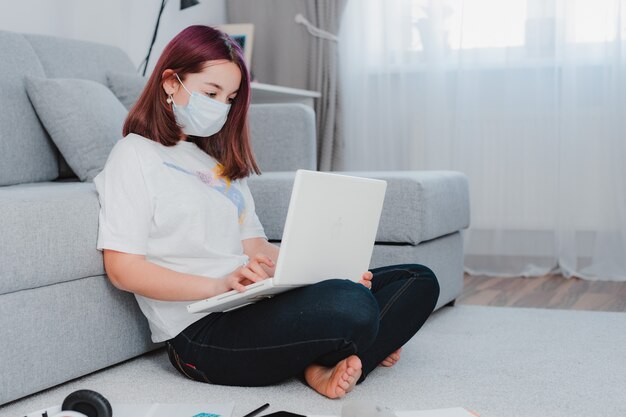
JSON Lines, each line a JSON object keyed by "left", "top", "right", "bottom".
{"left": 94, "top": 25, "right": 440, "bottom": 399}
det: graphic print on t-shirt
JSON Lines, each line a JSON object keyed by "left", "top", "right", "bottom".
{"left": 163, "top": 161, "right": 246, "bottom": 223}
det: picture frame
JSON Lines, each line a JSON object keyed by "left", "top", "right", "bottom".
{"left": 216, "top": 23, "right": 255, "bottom": 69}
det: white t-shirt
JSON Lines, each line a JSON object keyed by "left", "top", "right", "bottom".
{"left": 94, "top": 133, "right": 266, "bottom": 342}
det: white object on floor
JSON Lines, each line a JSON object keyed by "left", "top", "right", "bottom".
{"left": 310, "top": 408, "right": 477, "bottom": 417}
{"left": 341, "top": 401, "right": 397, "bottom": 417}
{"left": 396, "top": 409, "right": 478, "bottom": 416}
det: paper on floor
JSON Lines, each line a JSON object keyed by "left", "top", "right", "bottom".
{"left": 396, "top": 408, "right": 479, "bottom": 417}
{"left": 308, "top": 407, "right": 479, "bottom": 417}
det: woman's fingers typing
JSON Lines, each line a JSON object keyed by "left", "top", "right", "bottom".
{"left": 240, "top": 264, "right": 266, "bottom": 282}
{"left": 253, "top": 254, "right": 275, "bottom": 268}
{"left": 232, "top": 281, "right": 247, "bottom": 292}
{"left": 246, "top": 259, "right": 270, "bottom": 280}
{"left": 228, "top": 254, "right": 275, "bottom": 292}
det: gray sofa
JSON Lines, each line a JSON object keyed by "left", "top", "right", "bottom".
{"left": 0, "top": 30, "right": 470, "bottom": 405}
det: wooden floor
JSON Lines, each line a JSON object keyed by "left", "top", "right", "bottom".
{"left": 457, "top": 274, "right": 626, "bottom": 312}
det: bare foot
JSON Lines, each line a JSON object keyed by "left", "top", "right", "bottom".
{"left": 380, "top": 347, "right": 402, "bottom": 367}
{"left": 304, "top": 355, "right": 362, "bottom": 399}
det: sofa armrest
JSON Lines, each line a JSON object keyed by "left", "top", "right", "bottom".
{"left": 248, "top": 170, "right": 470, "bottom": 245}
{"left": 248, "top": 104, "right": 317, "bottom": 172}
{"left": 342, "top": 171, "right": 470, "bottom": 245}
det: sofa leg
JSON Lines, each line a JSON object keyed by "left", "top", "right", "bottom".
{"left": 445, "top": 299, "right": 456, "bottom": 307}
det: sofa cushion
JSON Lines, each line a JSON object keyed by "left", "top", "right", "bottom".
{"left": 23, "top": 33, "right": 137, "bottom": 180}
{"left": 25, "top": 76, "right": 127, "bottom": 182}
{"left": 24, "top": 34, "right": 136, "bottom": 84}
{"left": 248, "top": 104, "right": 317, "bottom": 172}
{"left": 0, "top": 182, "right": 104, "bottom": 296}
{"left": 107, "top": 71, "right": 147, "bottom": 110}
{"left": 248, "top": 170, "right": 470, "bottom": 245}
{"left": 0, "top": 31, "right": 59, "bottom": 186}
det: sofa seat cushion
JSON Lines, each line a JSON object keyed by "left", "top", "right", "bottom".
{"left": 248, "top": 170, "right": 470, "bottom": 245}
{"left": 0, "top": 182, "right": 104, "bottom": 295}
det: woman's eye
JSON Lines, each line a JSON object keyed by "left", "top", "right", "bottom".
{"left": 228, "top": 97, "right": 236, "bottom": 103}
{"left": 206, "top": 92, "right": 217, "bottom": 98}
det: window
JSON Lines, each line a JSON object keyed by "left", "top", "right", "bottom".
{"left": 408, "top": 0, "right": 624, "bottom": 52}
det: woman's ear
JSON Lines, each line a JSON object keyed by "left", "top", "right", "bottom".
{"left": 161, "top": 69, "right": 179, "bottom": 96}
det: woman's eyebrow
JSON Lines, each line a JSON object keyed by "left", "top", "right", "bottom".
{"left": 204, "top": 82, "right": 223, "bottom": 90}
{"left": 203, "top": 82, "right": 238, "bottom": 95}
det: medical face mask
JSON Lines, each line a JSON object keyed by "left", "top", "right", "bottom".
{"left": 170, "top": 73, "right": 232, "bottom": 137}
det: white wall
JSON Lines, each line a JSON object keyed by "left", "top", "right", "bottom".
{"left": 0, "top": 0, "right": 227, "bottom": 71}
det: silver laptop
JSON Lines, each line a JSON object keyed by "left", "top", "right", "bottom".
{"left": 187, "top": 169, "right": 387, "bottom": 314}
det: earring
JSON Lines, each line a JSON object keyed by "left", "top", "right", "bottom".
{"left": 166, "top": 94, "right": 173, "bottom": 104}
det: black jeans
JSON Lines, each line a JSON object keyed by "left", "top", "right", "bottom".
{"left": 166, "top": 264, "right": 440, "bottom": 386}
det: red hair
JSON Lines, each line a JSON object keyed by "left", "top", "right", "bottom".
{"left": 123, "top": 25, "right": 260, "bottom": 180}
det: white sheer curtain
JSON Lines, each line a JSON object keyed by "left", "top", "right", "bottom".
{"left": 339, "top": 0, "right": 626, "bottom": 281}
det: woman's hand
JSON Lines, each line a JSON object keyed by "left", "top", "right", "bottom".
{"left": 242, "top": 238, "right": 279, "bottom": 277}
{"left": 359, "top": 271, "right": 373, "bottom": 290}
{"left": 222, "top": 254, "right": 275, "bottom": 292}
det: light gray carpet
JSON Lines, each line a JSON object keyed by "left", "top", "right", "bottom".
{"left": 2, "top": 305, "right": 625, "bottom": 417}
